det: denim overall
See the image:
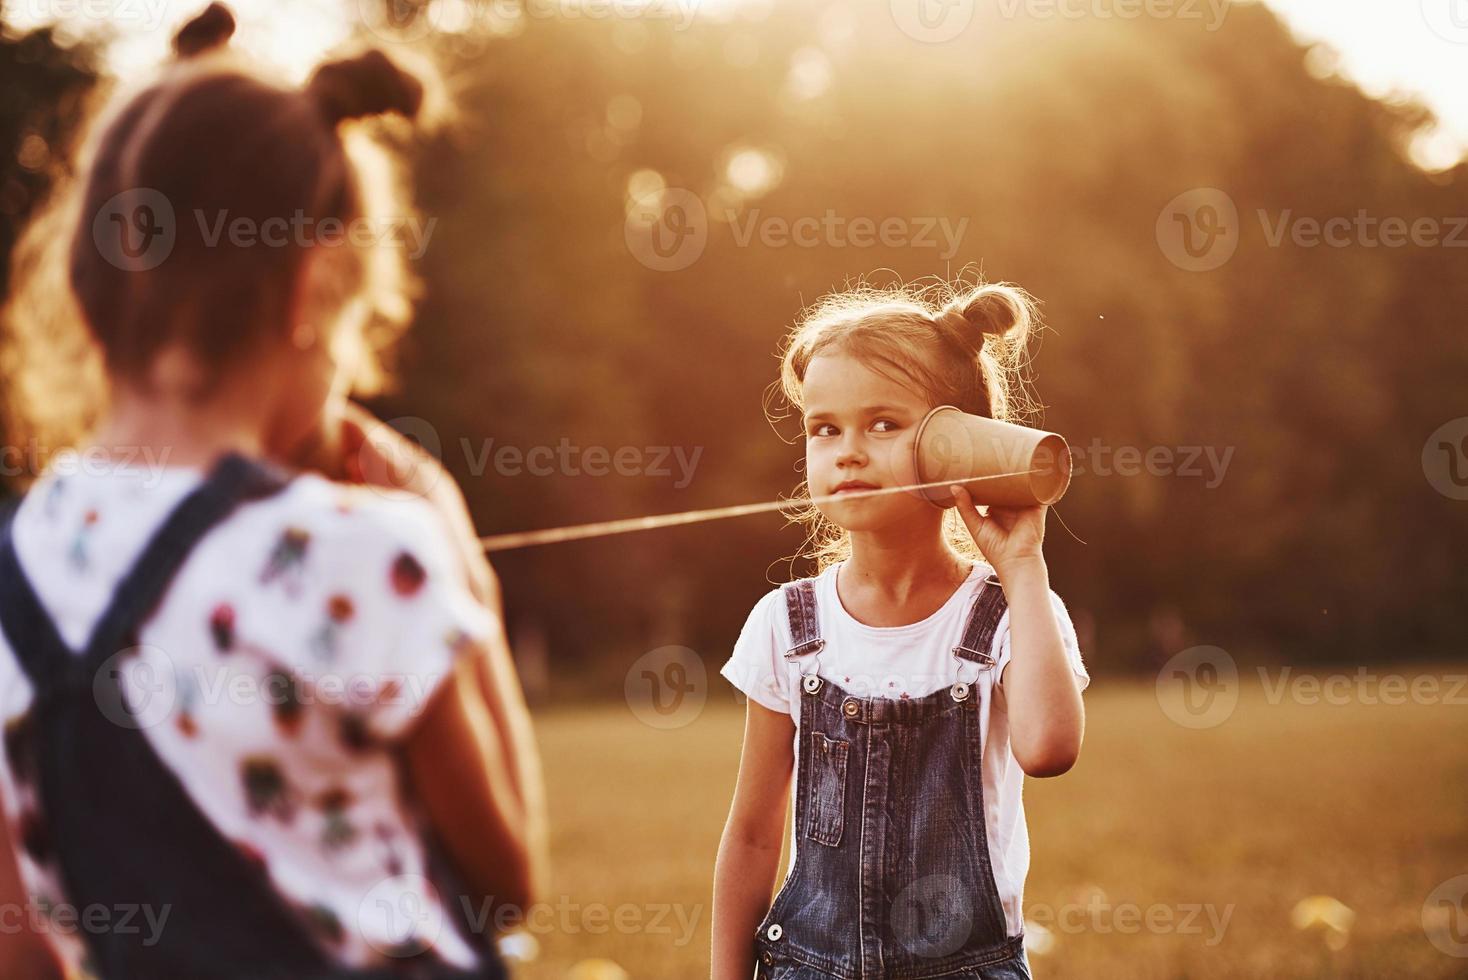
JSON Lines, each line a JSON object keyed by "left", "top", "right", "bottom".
{"left": 0, "top": 451, "right": 506, "bottom": 980}
{"left": 752, "top": 573, "right": 1031, "bottom": 980}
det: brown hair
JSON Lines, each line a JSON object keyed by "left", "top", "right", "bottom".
{"left": 771, "top": 277, "right": 1042, "bottom": 571}
{"left": 1, "top": 3, "right": 434, "bottom": 484}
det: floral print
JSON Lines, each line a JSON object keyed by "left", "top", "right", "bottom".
{"left": 0, "top": 466, "right": 495, "bottom": 973}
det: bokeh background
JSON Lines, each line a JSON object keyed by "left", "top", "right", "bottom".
{"left": 1, "top": 0, "right": 1466, "bottom": 977}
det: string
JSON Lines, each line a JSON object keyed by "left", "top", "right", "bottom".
{"left": 480, "top": 469, "right": 1043, "bottom": 552}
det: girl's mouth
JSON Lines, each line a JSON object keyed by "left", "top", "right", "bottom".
{"left": 832, "top": 481, "right": 879, "bottom": 494}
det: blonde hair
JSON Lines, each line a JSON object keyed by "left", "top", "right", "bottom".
{"left": 770, "top": 277, "right": 1042, "bottom": 571}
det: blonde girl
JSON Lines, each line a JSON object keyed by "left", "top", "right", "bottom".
{"left": 712, "top": 280, "right": 1089, "bottom": 980}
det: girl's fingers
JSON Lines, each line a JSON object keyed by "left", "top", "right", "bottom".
{"left": 951, "top": 486, "right": 986, "bottom": 542}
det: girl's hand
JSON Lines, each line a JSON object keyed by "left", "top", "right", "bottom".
{"left": 951, "top": 486, "right": 1047, "bottom": 580}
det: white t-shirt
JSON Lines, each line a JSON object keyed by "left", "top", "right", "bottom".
{"left": 0, "top": 455, "right": 497, "bottom": 974}
{"left": 718, "top": 560, "right": 1090, "bottom": 938}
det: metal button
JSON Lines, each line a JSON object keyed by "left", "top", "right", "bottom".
{"left": 766, "top": 923, "right": 783, "bottom": 941}
{"left": 760, "top": 950, "right": 775, "bottom": 966}
{"left": 842, "top": 698, "right": 859, "bottom": 718}
{"left": 950, "top": 682, "right": 970, "bottom": 702}
{"left": 802, "top": 674, "right": 823, "bottom": 694}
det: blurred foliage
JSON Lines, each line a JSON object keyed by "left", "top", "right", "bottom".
{"left": 0, "top": 21, "right": 98, "bottom": 295}
{"left": 3, "top": 2, "right": 1466, "bottom": 678}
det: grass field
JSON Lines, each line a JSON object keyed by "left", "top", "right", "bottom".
{"left": 510, "top": 666, "right": 1468, "bottom": 980}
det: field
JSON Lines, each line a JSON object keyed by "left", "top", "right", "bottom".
{"left": 512, "top": 667, "right": 1468, "bottom": 979}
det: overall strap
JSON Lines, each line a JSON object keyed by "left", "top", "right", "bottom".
{"left": 0, "top": 499, "right": 77, "bottom": 689}
{"left": 0, "top": 452, "right": 291, "bottom": 694}
{"left": 781, "top": 579, "right": 825, "bottom": 693}
{"left": 953, "top": 572, "right": 1008, "bottom": 668}
{"left": 79, "top": 451, "right": 290, "bottom": 674}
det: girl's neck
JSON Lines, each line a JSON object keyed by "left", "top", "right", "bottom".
{"left": 86, "top": 384, "right": 270, "bottom": 471}
{"left": 839, "top": 523, "right": 972, "bottom": 626}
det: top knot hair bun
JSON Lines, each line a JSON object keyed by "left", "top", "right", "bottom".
{"left": 935, "top": 283, "right": 1035, "bottom": 352}
{"left": 172, "top": 2, "right": 235, "bottom": 58}
{"left": 307, "top": 49, "right": 425, "bottom": 126}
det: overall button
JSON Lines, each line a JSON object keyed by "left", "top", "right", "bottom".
{"left": 766, "top": 923, "right": 783, "bottom": 941}
{"left": 760, "top": 950, "right": 775, "bottom": 966}
{"left": 841, "top": 698, "right": 859, "bottom": 718}
{"left": 950, "top": 681, "right": 970, "bottom": 702}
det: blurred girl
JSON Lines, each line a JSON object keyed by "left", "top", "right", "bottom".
{"left": 0, "top": 5, "right": 545, "bottom": 977}
{"left": 712, "top": 281, "right": 1089, "bottom": 979}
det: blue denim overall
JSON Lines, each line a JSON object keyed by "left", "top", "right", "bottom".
{"left": 0, "top": 451, "right": 506, "bottom": 980}
{"left": 752, "top": 573, "right": 1031, "bottom": 980}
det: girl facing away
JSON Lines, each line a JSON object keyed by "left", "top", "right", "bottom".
{"left": 711, "top": 280, "right": 1089, "bottom": 980}
{"left": 0, "top": 5, "right": 545, "bottom": 977}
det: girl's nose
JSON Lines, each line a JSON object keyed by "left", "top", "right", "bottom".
{"left": 836, "top": 436, "right": 867, "bottom": 468}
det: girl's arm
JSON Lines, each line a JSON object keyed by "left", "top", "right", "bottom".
{"left": 953, "top": 488, "right": 1085, "bottom": 777}
{"left": 712, "top": 700, "right": 795, "bottom": 980}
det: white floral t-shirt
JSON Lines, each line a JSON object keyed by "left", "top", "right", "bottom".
{"left": 719, "top": 560, "right": 1090, "bottom": 938}
{"left": 0, "top": 454, "right": 496, "bottom": 975}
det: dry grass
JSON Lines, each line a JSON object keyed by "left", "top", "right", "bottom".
{"left": 513, "top": 667, "right": 1468, "bottom": 979}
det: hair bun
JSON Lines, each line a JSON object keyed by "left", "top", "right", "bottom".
{"left": 942, "top": 284, "right": 1035, "bottom": 351}
{"left": 173, "top": 2, "right": 235, "bottom": 58}
{"left": 307, "top": 49, "right": 424, "bottom": 126}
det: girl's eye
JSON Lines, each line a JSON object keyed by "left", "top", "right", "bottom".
{"left": 809, "top": 423, "right": 837, "bottom": 437}
{"left": 871, "top": 418, "right": 901, "bottom": 433}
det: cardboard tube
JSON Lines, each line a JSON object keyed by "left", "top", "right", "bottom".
{"left": 912, "top": 406, "right": 1072, "bottom": 507}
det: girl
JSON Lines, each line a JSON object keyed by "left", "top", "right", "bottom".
{"left": 712, "top": 281, "right": 1089, "bottom": 980}
{"left": 0, "top": 5, "right": 545, "bottom": 977}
